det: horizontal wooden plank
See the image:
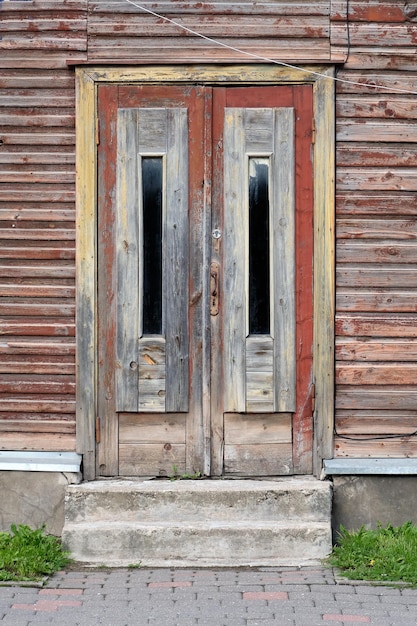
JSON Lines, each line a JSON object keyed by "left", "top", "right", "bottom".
{"left": 246, "top": 376, "right": 274, "bottom": 411}
{"left": 0, "top": 90, "right": 75, "bottom": 108}
{"left": 0, "top": 420, "right": 75, "bottom": 434}
{"left": 0, "top": 360, "right": 75, "bottom": 375}
{"left": 337, "top": 266, "right": 417, "bottom": 288}
{"left": 0, "top": 154, "right": 75, "bottom": 166}
{"left": 337, "top": 242, "right": 417, "bottom": 263}
{"left": 336, "top": 386, "right": 417, "bottom": 410}
{"left": 0, "top": 266, "right": 75, "bottom": 279}
{"left": 119, "top": 413, "right": 186, "bottom": 444}
{"left": 335, "top": 412, "right": 417, "bottom": 435}
{"left": 334, "top": 437, "right": 417, "bottom": 459}
{"left": 336, "top": 313, "right": 417, "bottom": 337}
{"left": 337, "top": 144, "right": 417, "bottom": 167}
{"left": 335, "top": 70, "right": 417, "bottom": 95}
{"left": 341, "top": 51, "right": 417, "bottom": 72}
{"left": 0, "top": 51, "right": 86, "bottom": 71}
{"left": 0, "top": 36, "right": 86, "bottom": 52}
{"left": 0, "top": 113, "right": 75, "bottom": 127}
{"left": 0, "top": 190, "right": 75, "bottom": 202}
{"left": 337, "top": 120, "right": 417, "bottom": 142}
{"left": 0, "top": 302, "right": 74, "bottom": 315}
{"left": 0, "top": 286, "right": 75, "bottom": 298}
{"left": 337, "top": 219, "right": 417, "bottom": 240}
{"left": 332, "top": 23, "right": 417, "bottom": 47}
{"left": 336, "top": 167, "right": 417, "bottom": 191}
{"left": 0, "top": 208, "right": 75, "bottom": 220}
{"left": 0, "top": 397, "right": 75, "bottom": 413}
{"left": 336, "top": 363, "right": 417, "bottom": 385}
{"left": 119, "top": 443, "right": 185, "bottom": 476}
{"left": 336, "top": 192, "right": 417, "bottom": 216}
{"left": 0, "top": 322, "right": 75, "bottom": 336}
{"left": 0, "top": 228, "right": 75, "bottom": 240}
{"left": 1, "top": 19, "right": 86, "bottom": 33}
{"left": 0, "top": 375, "right": 75, "bottom": 394}
{"left": 0, "top": 171, "right": 74, "bottom": 184}
{"left": 0, "top": 432, "right": 76, "bottom": 452}
{"left": 224, "top": 413, "right": 292, "bottom": 445}
{"left": 0, "top": 248, "right": 75, "bottom": 260}
{"left": 87, "top": 40, "right": 331, "bottom": 63}
{"left": 88, "top": 16, "right": 329, "bottom": 38}
{"left": 1, "top": 1, "right": 86, "bottom": 9}
{"left": 336, "top": 290, "right": 417, "bottom": 313}
{"left": 0, "top": 133, "right": 75, "bottom": 146}
{"left": 0, "top": 340, "right": 75, "bottom": 355}
{"left": 331, "top": 1, "right": 416, "bottom": 23}
{"left": 337, "top": 96, "right": 417, "bottom": 119}
{"left": 0, "top": 70, "right": 75, "bottom": 90}
{"left": 224, "top": 443, "right": 293, "bottom": 475}
{"left": 89, "top": 1, "right": 331, "bottom": 16}
{"left": 336, "top": 338, "right": 417, "bottom": 361}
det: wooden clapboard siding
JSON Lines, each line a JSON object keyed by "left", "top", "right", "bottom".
{"left": 332, "top": 2, "right": 417, "bottom": 458}
{"left": 0, "top": 2, "right": 83, "bottom": 452}
{"left": 0, "top": 1, "right": 87, "bottom": 69}
{"left": 87, "top": 0, "right": 331, "bottom": 64}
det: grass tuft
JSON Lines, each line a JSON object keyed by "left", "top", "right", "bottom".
{"left": 327, "top": 521, "right": 417, "bottom": 586}
{"left": 0, "top": 524, "right": 70, "bottom": 582}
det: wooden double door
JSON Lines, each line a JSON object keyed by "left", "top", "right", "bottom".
{"left": 97, "top": 83, "right": 314, "bottom": 477}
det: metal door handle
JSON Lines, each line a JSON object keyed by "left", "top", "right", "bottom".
{"left": 210, "top": 262, "right": 219, "bottom": 316}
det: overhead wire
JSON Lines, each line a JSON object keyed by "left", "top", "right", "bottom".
{"left": 125, "top": 0, "right": 417, "bottom": 96}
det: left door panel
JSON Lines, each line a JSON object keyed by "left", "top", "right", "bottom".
{"left": 97, "top": 85, "right": 208, "bottom": 477}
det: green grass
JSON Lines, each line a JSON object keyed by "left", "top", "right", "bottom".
{"left": 0, "top": 524, "right": 70, "bottom": 582}
{"left": 327, "top": 521, "right": 417, "bottom": 586}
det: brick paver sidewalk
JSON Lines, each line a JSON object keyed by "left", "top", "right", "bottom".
{"left": 1, "top": 566, "right": 417, "bottom": 625}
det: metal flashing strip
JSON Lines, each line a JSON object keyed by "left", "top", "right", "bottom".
{"left": 324, "top": 458, "right": 417, "bottom": 476}
{"left": 0, "top": 451, "right": 82, "bottom": 473}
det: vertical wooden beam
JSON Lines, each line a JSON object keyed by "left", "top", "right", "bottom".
{"left": 165, "top": 108, "right": 189, "bottom": 412}
{"left": 223, "top": 108, "right": 246, "bottom": 413}
{"left": 75, "top": 69, "right": 97, "bottom": 480}
{"left": 115, "top": 108, "right": 141, "bottom": 412}
{"left": 313, "top": 67, "right": 335, "bottom": 475}
{"left": 272, "top": 107, "right": 296, "bottom": 413}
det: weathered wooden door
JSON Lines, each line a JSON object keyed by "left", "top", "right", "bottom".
{"left": 97, "top": 84, "right": 314, "bottom": 477}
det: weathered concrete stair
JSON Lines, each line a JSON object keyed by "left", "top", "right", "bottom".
{"left": 62, "top": 477, "right": 332, "bottom": 567}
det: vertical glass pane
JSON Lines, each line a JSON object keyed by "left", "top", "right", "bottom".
{"left": 142, "top": 157, "right": 163, "bottom": 335}
{"left": 249, "top": 158, "right": 270, "bottom": 334}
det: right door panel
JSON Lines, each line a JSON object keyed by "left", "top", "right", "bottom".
{"left": 211, "top": 86, "right": 314, "bottom": 476}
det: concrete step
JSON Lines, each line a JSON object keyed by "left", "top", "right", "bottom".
{"left": 65, "top": 477, "right": 331, "bottom": 523}
{"left": 62, "top": 520, "right": 331, "bottom": 567}
{"left": 62, "top": 477, "right": 332, "bottom": 567}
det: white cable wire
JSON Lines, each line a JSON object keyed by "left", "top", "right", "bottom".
{"left": 125, "top": 0, "right": 417, "bottom": 96}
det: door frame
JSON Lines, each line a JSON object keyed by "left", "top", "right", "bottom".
{"left": 75, "top": 64, "right": 335, "bottom": 480}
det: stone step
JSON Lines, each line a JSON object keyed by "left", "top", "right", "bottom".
{"left": 64, "top": 477, "right": 331, "bottom": 524}
{"left": 62, "top": 520, "right": 331, "bottom": 567}
{"left": 63, "top": 478, "right": 332, "bottom": 567}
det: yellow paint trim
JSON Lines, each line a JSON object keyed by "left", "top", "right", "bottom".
{"left": 75, "top": 68, "right": 97, "bottom": 480}
{"left": 75, "top": 64, "right": 335, "bottom": 478}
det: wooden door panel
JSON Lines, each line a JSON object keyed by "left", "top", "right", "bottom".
{"left": 98, "top": 84, "right": 206, "bottom": 477}
{"left": 97, "top": 83, "right": 313, "bottom": 478}
{"left": 212, "top": 85, "right": 314, "bottom": 476}
{"left": 115, "top": 106, "right": 189, "bottom": 413}
{"left": 223, "top": 106, "right": 296, "bottom": 415}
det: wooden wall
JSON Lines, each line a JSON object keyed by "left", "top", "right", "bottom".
{"left": 1, "top": 0, "right": 417, "bottom": 461}
{"left": 0, "top": 0, "right": 87, "bottom": 450}
{"left": 332, "top": 1, "right": 417, "bottom": 458}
